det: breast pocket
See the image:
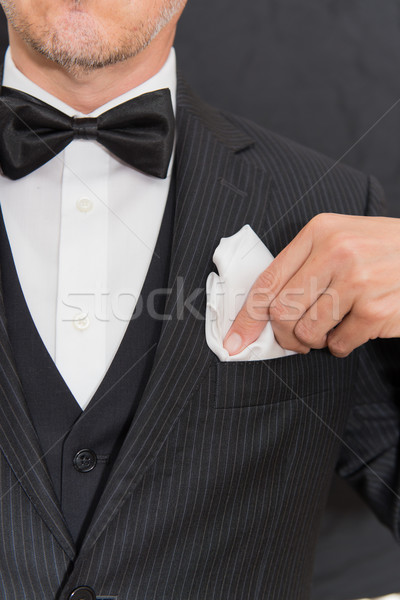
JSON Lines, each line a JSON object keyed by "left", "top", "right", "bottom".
{"left": 214, "top": 349, "right": 355, "bottom": 409}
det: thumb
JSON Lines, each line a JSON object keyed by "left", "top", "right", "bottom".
{"left": 223, "top": 269, "right": 277, "bottom": 356}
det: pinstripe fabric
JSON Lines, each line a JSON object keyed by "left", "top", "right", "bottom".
{"left": 0, "top": 75, "right": 399, "bottom": 599}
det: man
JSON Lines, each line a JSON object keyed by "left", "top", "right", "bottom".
{"left": 0, "top": 1, "right": 399, "bottom": 599}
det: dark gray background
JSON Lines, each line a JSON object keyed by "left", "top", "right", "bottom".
{"left": 176, "top": 0, "right": 400, "bottom": 217}
{"left": 0, "top": 1, "right": 399, "bottom": 598}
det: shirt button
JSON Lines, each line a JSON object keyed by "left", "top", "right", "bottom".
{"left": 73, "top": 449, "right": 97, "bottom": 473}
{"left": 76, "top": 197, "right": 94, "bottom": 213}
{"left": 73, "top": 312, "right": 90, "bottom": 331}
{"left": 68, "top": 586, "right": 96, "bottom": 600}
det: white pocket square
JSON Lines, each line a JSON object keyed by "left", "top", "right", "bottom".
{"left": 205, "top": 225, "right": 295, "bottom": 361}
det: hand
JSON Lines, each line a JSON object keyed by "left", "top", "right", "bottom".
{"left": 223, "top": 213, "right": 400, "bottom": 358}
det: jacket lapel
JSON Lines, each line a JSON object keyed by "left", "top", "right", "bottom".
{"left": 0, "top": 287, "right": 75, "bottom": 559}
{"left": 81, "top": 77, "right": 275, "bottom": 552}
{"left": 0, "top": 54, "right": 74, "bottom": 562}
{"left": 0, "top": 55, "right": 75, "bottom": 551}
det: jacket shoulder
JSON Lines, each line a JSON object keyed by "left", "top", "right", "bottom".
{"left": 221, "top": 110, "right": 385, "bottom": 218}
{"left": 176, "top": 77, "right": 384, "bottom": 217}
{"left": 223, "top": 110, "right": 364, "bottom": 185}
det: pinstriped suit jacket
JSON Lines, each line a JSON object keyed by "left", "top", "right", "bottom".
{"left": 0, "top": 74, "right": 399, "bottom": 600}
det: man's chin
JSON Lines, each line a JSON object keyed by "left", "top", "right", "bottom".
{"left": 52, "top": 8, "right": 104, "bottom": 40}
{"left": 29, "top": 11, "right": 129, "bottom": 72}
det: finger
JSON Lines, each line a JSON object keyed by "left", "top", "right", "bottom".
{"left": 223, "top": 225, "right": 314, "bottom": 355}
{"left": 292, "top": 285, "right": 351, "bottom": 350}
{"left": 326, "top": 314, "right": 371, "bottom": 358}
{"left": 268, "top": 256, "right": 333, "bottom": 351}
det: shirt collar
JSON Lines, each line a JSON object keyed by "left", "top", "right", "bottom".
{"left": 2, "top": 46, "right": 177, "bottom": 117}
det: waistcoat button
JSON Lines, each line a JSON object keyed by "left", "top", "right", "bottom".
{"left": 68, "top": 586, "right": 96, "bottom": 600}
{"left": 73, "top": 449, "right": 97, "bottom": 473}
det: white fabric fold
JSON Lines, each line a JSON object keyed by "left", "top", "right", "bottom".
{"left": 205, "top": 224, "right": 295, "bottom": 361}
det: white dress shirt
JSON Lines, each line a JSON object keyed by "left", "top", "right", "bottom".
{"left": 0, "top": 48, "right": 176, "bottom": 410}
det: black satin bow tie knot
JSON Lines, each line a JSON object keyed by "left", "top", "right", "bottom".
{"left": 0, "top": 86, "right": 175, "bottom": 180}
{"left": 71, "top": 118, "right": 99, "bottom": 140}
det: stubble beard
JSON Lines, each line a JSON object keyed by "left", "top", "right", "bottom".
{"left": 0, "top": 0, "right": 185, "bottom": 75}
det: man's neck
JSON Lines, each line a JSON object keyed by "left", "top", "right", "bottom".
{"left": 7, "top": 26, "right": 176, "bottom": 114}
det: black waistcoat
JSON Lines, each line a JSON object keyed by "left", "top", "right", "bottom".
{"left": 0, "top": 175, "right": 175, "bottom": 548}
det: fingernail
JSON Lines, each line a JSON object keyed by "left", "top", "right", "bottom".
{"left": 223, "top": 332, "right": 243, "bottom": 355}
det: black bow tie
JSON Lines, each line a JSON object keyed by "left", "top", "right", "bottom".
{"left": 0, "top": 86, "right": 175, "bottom": 180}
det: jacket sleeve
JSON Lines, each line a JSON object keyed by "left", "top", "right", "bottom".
{"left": 336, "top": 174, "right": 400, "bottom": 540}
